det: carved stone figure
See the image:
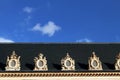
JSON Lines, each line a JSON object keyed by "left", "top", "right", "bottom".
{"left": 88, "top": 52, "right": 102, "bottom": 70}
{"left": 5, "top": 51, "right": 20, "bottom": 71}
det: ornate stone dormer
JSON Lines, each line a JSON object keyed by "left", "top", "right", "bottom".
{"left": 115, "top": 53, "right": 120, "bottom": 70}
{"left": 88, "top": 52, "right": 102, "bottom": 70}
{"left": 34, "top": 53, "right": 48, "bottom": 71}
{"left": 5, "top": 51, "right": 20, "bottom": 71}
{"left": 61, "top": 53, "right": 75, "bottom": 71}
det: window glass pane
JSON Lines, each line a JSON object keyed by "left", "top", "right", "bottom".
{"left": 11, "top": 60, "right": 16, "bottom": 67}
{"left": 66, "top": 60, "right": 71, "bottom": 66}
{"left": 38, "top": 60, "right": 43, "bottom": 67}
{"left": 93, "top": 60, "right": 97, "bottom": 67}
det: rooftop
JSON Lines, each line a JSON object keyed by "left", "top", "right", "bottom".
{"left": 0, "top": 43, "right": 119, "bottom": 71}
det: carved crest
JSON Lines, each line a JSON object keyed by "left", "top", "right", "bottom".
{"left": 115, "top": 53, "right": 120, "bottom": 70}
{"left": 88, "top": 52, "right": 102, "bottom": 70}
{"left": 5, "top": 51, "right": 20, "bottom": 71}
{"left": 34, "top": 53, "right": 48, "bottom": 71}
{"left": 61, "top": 53, "right": 75, "bottom": 70}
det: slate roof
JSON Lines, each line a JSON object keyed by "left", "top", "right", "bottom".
{"left": 0, "top": 43, "right": 120, "bottom": 71}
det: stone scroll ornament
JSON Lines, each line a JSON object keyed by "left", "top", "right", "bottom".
{"left": 115, "top": 53, "right": 120, "bottom": 70}
{"left": 88, "top": 52, "right": 103, "bottom": 70}
{"left": 61, "top": 53, "right": 75, "bottom": 71}
{"left": 5, "top": 51, "right": 21, "bottom": 71}
{"left": 34, "top": 53, "right": 48, "bottom": 71}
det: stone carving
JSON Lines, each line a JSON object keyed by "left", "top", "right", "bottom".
{"left": 34, "top": 53, "right": 48, "bottom": 71}
{"left": 88, "top": 52, "right": 102, "bottom": 70}
{"left": 115, "top": 53, "right": 120, "bottom": 70}
{"left": 61, "top": 53, "right": 75, "bottom": 70}
{"left": 5, "top": 51, "right": 20, "bottom": 71}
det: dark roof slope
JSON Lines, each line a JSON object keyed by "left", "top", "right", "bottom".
{"left": 0, "top": 43, "right": 119, "bottom": 71}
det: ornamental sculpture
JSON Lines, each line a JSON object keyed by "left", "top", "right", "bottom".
{"left": 5, "top": 51, "right": 21, "bottom": 71}
{"left": 88, "top": 52, "right": 103, "bottom": 70}
{"left": 115, "top": 53, "right": 120, "bottom": 70}
{"left": 61, "top": 53, "right": 75, "bottom": 70}
{"left": 34, "top": 53, "right": 48, "bottom": 71}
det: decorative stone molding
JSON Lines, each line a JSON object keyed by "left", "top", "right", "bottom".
{"left": 34, "top": 53, "right": 48, "bottom": 71}
{"left": 115, "top": 53, "right": 120, "bottom": 70}
{"left": 0, "top": 72, "right": 120, "bottom": 77}
{"left": 88, "top": 52, "right": 103, "bottom": 70}
{"left": 5, "top": 51, "right": 20, "bottom": 71}
{"left": 61, "top": 53, "right": 75, "bottom": 70}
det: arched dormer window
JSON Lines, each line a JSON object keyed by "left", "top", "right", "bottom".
{"left": 61, "top": 53, "right": 75, "bottom": 71}
{"left": 5, "top": 51, "right": 20, "bottom": 71}
{"left": 34, "top": 53, "right": 48, "bottom": 71}
{"left": 115, "top": 53, "right": 120, "bottom": 70}
{"left": 88, "top": 52, "right": 102, "bottom": 70}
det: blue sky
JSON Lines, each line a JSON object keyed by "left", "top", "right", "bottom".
{"left": 0, "top": 0, "right": 120, "bottom": 42}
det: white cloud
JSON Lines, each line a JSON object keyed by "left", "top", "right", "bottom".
{"left": 76, "top": 38, "right": 92, "bottom": 43}
{"left": 32, "top": 21, "right": 61, "bottom": 37}
{"left": 0, "top": 37, "right": 14, "bottom": 43}
{"left": 23, "top": 6, "right": 33, "bottom": 13}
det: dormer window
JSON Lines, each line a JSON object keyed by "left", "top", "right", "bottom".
{"left": 88, "top": 52, "right": 102, "bottom": 70}
{"left": 115, "top": 53, "right": 120, "bottom": 70}
{"left": 34, "top": 53, "right": 48, "bottom": 71}
{"left": 5, "top": 51, "right": 20, "bottom": 71}
{"left": 61, "top": 53, "right": 75, "bottom": 71}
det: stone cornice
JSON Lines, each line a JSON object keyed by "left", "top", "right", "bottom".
{"left": 0, "top": 72, "right": 120, "bottom": 77}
